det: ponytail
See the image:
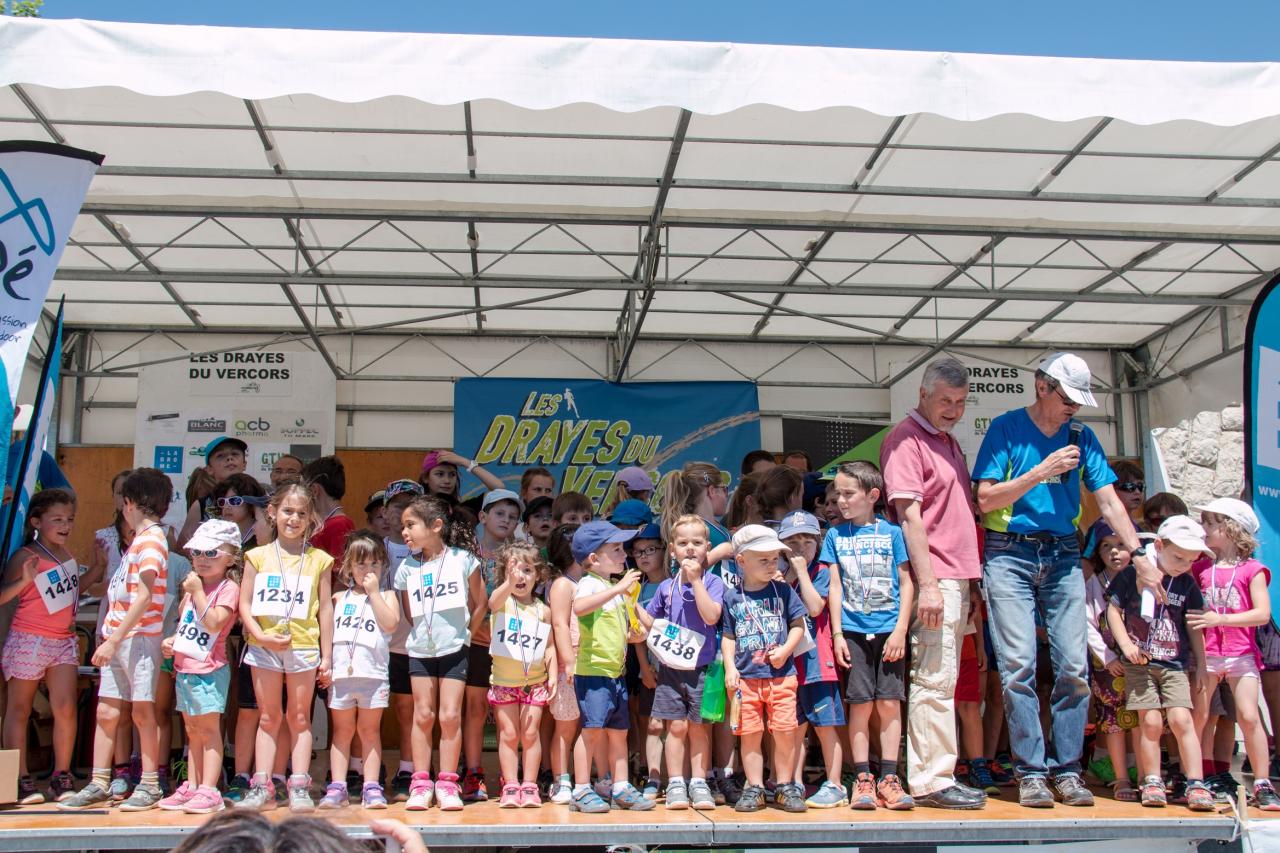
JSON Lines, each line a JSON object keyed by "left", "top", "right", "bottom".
{"left": 658, "top": 461, "right": 722, "bottom": 541}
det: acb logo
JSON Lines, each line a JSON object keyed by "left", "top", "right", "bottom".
{"left": 236, "top": 418, "right": 270, "bottom": 432}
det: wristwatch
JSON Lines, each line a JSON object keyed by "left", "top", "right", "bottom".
{"left": 466, "top": 459, "right": 478, "bottom": 473}
{"left": 1132, "top": 544, "right": 1149, "bottom": 558}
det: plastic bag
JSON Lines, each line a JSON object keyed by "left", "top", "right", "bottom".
{"left": 700, "top": 652, "right": 726, "bottom": 722}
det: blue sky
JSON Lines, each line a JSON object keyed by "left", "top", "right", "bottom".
{"left": 34, "top": 1, "right": 1280, "bottom": 62}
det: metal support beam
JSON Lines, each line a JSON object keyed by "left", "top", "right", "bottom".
{"left": 614, "top": 109, "right": 692, "bottom": 382}
{"left": 463, "top": 101, "right": 484, "bottom": 332}
{"left": 880, "top": 236, "right": 1004, "bottom": 342}
{"left": 750, "top": 232, "right": 832, "bottom": 338}
{"left": 279, "top": 284, "right": 343, "bottom": 379}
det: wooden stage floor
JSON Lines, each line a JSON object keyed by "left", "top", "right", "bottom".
{"left": 0, "top": 789, "right": 1258, "bottom": 851}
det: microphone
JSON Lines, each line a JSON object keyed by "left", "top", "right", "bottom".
{"left": 1067, "top": 420, "right": 1083, "bottom": 449}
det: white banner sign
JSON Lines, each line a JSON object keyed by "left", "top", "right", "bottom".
{"left": 133, "top": 348, "right": 337, "bottom": 529}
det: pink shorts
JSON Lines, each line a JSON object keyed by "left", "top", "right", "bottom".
{"left": 488, "top": 683, "right": 550, "bottom": 707}
{"left": 2, "top": 629, "right": 78, "bottom": 681}
{"left": 1206, "top": 655, "right": 1260, "bottom": 679}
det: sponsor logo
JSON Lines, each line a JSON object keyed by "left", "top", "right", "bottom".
{"left": 343, "top": 603, "right": 356, "bottom": 616}
{"left": 235, "top": 417, "right": 270, "bottom": 438}
{"left": 266, "top": 576, "right": 282, "bottom": 589}
{"left": 240, "top": 382, "right": 261, "bottom": 394}
{"left": 187, "top": 418, "right": 226, "bottom": 433}
{"left": 280, "top": 416, "right": 319, "bottom": 440}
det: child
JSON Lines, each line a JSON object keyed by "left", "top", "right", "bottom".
{"left": 545, "top": 522, "right": 584, "bottom": 804}
{"left": 418, "top": 450, "right": 506, "bottom": 502}
{"left": 821, "top": 460, "right": 915, "bottom": 811}
{"left": 213, "top": 473, "right": 267, "bottom": 551}
{"left": 365, "top": 490, "right": 390, "bottom": 539}
{"left": 721, "top": 524, "right": 809, "bottom": 813}
{"left": 1083, "top": 521, "right": 1137, "bottom": 801}
{"left": 158, "top": 519, "right": 242, "bottom": 814}
{"left": 1, "top": 489, "right": 84, "bottom": 804}
{"left": 236, "top": 482, "right": 335, "bottom": 812}
{"left": 610, "top": 499, "right": 653, "bottom": 530}
{"left": 1187, "top": 498, "right": 1280, "bottom": 810}
{"left": 600, "top": 466, "right": 654, "bottom": 518}
{"left": 61, "top": 468, "right": 172, "bottom": 811}
{"left": 381, "top": 478, "right": 425, "bottom": 802}
{"left": 1106, "top": 516, "right": 1215, "bottom": 810}
{"left": 778, "top": 510, "right": 847, "bottom": 809}
{"left": 394, "top": 495, "right": 484, "bottom": 811}
{"left": 320, "top": 531, "right": 400, "bottom": 810}
{"left": 631, "top": 522, "right": 669, "bottom": 801}
{"left": 488, "top": 542, "right": 557, "bottom": 808}
{"left": 552, "top": 491, "right": 594, "bottom": 526}
{"left": 462, "top": 488, "right": 524, "bottom": 802}
{"left": 522, "top": 496, "right": 555, "bottom": 551}
{"left": 181, "top": 436, "right": 248, "bottom": 542}
{"left": 302, "top": 455, "right": 356, "bottom": 564}
{"left": 568, "top": 520, "right": 654, "bottom": 812}
{"left": 514, "top": 468, "right": 556, "bottom": 544}
{"left": 637, "top": 515, "right": 724, "bottom": 810}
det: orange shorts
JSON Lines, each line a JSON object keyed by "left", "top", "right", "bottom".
{"left": 738, "top": 675, "right": 798, "bottom": 735}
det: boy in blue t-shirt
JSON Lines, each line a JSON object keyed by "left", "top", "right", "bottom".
{"left": 819, "top": 461, "right": 915, "bottom": 811}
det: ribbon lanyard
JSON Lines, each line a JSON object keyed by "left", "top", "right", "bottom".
{"left": 342, "top": 589, "right": 370, "bottom": 676}
{"left": 34, "top": 540, "right": 77, "bottom": 614}
{"left": 1209, "top": 561, "right": 1241, "bottom": 645}
{"left": 272, "top": 539, "right": 309, "bottom": 625}
{"left": 1142, "top": 576, "right": 1175, "bottom": 656}
{"left": 419, "top": 549, "right": 448, "bottom": 641}
{"left": 190, "top": 578, "right": 229, "bottom": 625}
{"left": 848, "top": 520, "right": 881, "bottom": 612}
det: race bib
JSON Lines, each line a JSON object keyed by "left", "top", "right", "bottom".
{"left": 491, "top": 613, "right": 551, "bottom": 661}
{"left": 333, "top": 599, "right": 381, "bottom": 648}
{"left": 35, "top": 559, "right": 78, "bottom": 615}
{"left": 646, "top": 618, "right": 704, "bottom": 670}
{"left": 173, "top": 605, "right": 214, "bottom": 661}
{"left": 792, "top": 627, "right": 816, "bottom": 657}
{"left": 407, "top": 568, "right": 464, "bottom": 618}
{"left": 251, "top": 573, "right": 311, "bottom": 618}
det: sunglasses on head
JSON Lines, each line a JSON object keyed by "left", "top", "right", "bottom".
{"left": 1116, "top": 481, "right": 1145, "bottom": 493}
{"left": 217, "top": 495, "right": 266, "bottom": 508}
{"left": 189, "top": 548, "right": 224, "bottom": 558}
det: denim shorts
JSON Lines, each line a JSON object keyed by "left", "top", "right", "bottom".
{"left": 176, "top": 667, "right": 231, "bottom": 716}
{"left": 797, "top": 680, "right": 845, "bottom": 727}
{"left": 575, "top": 674, "right": 629, "bottom": 729}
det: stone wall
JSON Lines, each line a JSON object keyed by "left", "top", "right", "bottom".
{"left": 1153, "top": 404, "right": 1245, "bottom": 507}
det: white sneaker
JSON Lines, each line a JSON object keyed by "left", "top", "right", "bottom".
{"left": 436, "top": 774, "right": 464, "bottom": 811}
{"left": 405, "top": 775, "right": 434, "bottom": 811}
{"left": 550, "top": 782, "right": 573, "bottom": 805}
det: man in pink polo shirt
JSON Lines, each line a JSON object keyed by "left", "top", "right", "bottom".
{"left": 880, "top": 358, "right": 986, "bottom": 810}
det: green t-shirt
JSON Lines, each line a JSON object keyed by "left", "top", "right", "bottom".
{"left": 573, "top": 571, "right": 626, "bottom": 678}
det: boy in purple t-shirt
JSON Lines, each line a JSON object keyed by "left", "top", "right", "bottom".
{"left": 637, "top": 515, "right": 724, "bottom": 811}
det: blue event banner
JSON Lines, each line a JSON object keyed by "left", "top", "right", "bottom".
{"left": 1246, "top": 273, "right": 1280, "bottom": 619}
{"left": 452, "top": 378, "right": 761, "bottom": 509}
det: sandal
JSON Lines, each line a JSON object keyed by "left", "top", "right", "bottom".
{"left": 1109, "top": 780, "right": 1138, "bottom": 802}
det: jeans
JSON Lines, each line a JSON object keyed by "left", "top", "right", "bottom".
{"left": 906, "top": 578, "right": 970, "bottom": 796}
{"left": 983, "top": 532, "right": 1089, "bottom": 780}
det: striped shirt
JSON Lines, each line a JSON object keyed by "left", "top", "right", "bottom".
{"left": 103, "top": 524, "right": 168, "bottom": 638}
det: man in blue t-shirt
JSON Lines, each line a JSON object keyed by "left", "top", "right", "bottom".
{"left": 972, "top": 352, "right": 1159, "bottom": 810}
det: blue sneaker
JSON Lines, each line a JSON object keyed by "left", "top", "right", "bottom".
{"left": 569, "top": 787, "right": 610, "bottom": 814}
{"left": 610, "top": 783, "right": 657, "bottom": 811}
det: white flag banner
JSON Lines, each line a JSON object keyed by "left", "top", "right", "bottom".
{"left": 0, "top": 141, "right": 102, "bottom": 487}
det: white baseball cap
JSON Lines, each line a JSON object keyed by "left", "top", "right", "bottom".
{"left": 732, "top": 524, "right": 787, "bottom": 555}
{"left": 1038, "top": 352, "right": 1097, "bottom": 408}
{"left": 1156, "top": 515, "right": 1215, "bottom": 559}
{"left": 1192, "top": 498, "right": 1260, "bottom": 535}
{"left": 185, "top": 519, "right": 242, "bottom": 552}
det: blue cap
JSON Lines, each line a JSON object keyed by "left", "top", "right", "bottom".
{"left": 777, "top": 510, "right": 822, "bottom": 540}
{"left": 571, "top": 520, "right": 638, "bottom": 564}
{"left": 633, "top": 522, "right": 663, "bottom": 542}
{"left": 610, "top": 499, "right": 653, "bottom": 527}
{"left": 203, "top": 436, "right": 247, "bottom": 464}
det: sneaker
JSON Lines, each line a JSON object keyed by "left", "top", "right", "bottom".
{"left": 184, "top": 787, "right": 225, "bottom": 815}
{"left": 719, "top": 774, "right": 743, "bottom": 806}
{"left": 1087, "top": 756, "right": 1117, "bottom": 786}
{"left": 47, "top": 771, "right": 77, "bottom": 803}
{"left": 592, "top": 775, "right": 613, "bottom": 800}
{"left": 128, "top": 754, "right": 142, "bottom": 786}
{"left": 763, "top": 778, "right": 777, "bottom": 803}
{"left": 58, "top": 782, "right": 110, "bottom": 811}
{"left": 461, "top": 767, "right": 488, "bottom": 802}
{"left": 1168, "top": 773, "right": 1188, "bottom": 805}
{"left": 109, "top": 765, "right": 132, "bottom": 801}
{"left": 665, "top": 780, "right": 690, "bottom": 810}
{"left": 519, "top": 782, "right": 541, "bottom": 808}
{"left": 1018, "top": 776, "right": 1055, "bottom": 809}
{"left": 1254, "top": 780, "right": 1280, "bottom": 812}
{"left": 537, "top": 768, "right": 554, "bottom": 796}
{"left": 318, "top": 781, "right": 348, "bottom": 810}
{"left": 708, "top": 776, "right": 726, "bottom": 806}
{"left": 569, "top": 787, "right": 610, "bottom": 813}
{"left": 550, "top": 780, "right": 573, "bottom": 805}
{"left": 362, "top": 782, "right": 388, "bottom": 809}
{"left": 876, "top": 774, "right": 914, "bottom": 811}
{"left": 234, "top": 778, "right": 275, "bottom": 811}
{"left": 436, "top": 771, "right": 464, "bottom": 811}
{"left": 990, "top": 760, "right": 1016, "bottom": 788}
{"left": 1186, "top": 780, "right": 1216, "bottom": 812}
{"left": 390, "top": 770, "right": 413, "bottom": 803}
{"left": 734, "top": 783, "right": 766, "bottom": 813}
{"left": 1141, "top": 777, "right": 1167, "bottom": 807}
{"left": 158, "top": 782, "right": 197, "bottom": 811}
{"left": 406, "top": 773, "right": 435, "bottom": 810}
{"left": 611, "top": 782, "right": 656, "bottom": 811}
{"left": 642, "top": 777, "right": 660, "bottom": 801}
{"left": 499, "top": 782, "right": 521, "bottom": 808}
{"left": 968, "top": 759, "right": 1000, "bottom": 796}
{"left": 287, "top": 775, "right": 315, "bottom": 813}
{"left": 223, "top": 773, "right": 252, "bottom": 805}
{"left": 850, "top": 772, "right": 877, "bottom": 810}
{"left": 778, "top": 782, "right": 808, "bottom": 813}
{"left": 17, "top": 775, "right": 44, "bottom": 806}
{"left": 157, "top": 767, "right": 173, "bottom": 797}
{"left": 1052, "top": 773, "right": 1094, "bottom": 807}
{"left": 1207, "top": 771, "right": 1241, "bottom": 802}
{"left": 120, "top": 782, "right": 163, "bottom": 812}
{"left": 806, "top": 780, "right": 847, "bottom": 809}
{"left": 689, "top": 779, "right": 716, "bottom": 811}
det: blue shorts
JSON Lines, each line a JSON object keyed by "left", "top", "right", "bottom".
{"left": 574, "top": 674, "right": 629, "bottom": 730}
{"left": 176, "top": 667, "right": 231, "bottom": 716}
{"left": 797, "top": 681, "right": 845, "bottom": 727}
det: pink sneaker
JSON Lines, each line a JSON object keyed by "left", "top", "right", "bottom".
{"left": 183, "top": 787, "right": 225, "bottom": 815}
{"left": 436, "top": 771, "right": 464, "bottom": 811}
{"left": 499, "top": 782, "right": 520, "bottom": 808}
{"left": 158, "top": 781, "right": 196, "bottom": 811}
{"left": 519, "top": 782, "right": 541, "bottom": 808}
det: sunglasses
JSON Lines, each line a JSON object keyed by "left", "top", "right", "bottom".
{"left": 633, "top": 545, "right": 663, "bottom": 558}
{"left": 1051, "top": 386, "right": 1082, "bottom": 409}
{"left": 1116, "top": 481, "right": 1145, "bottom": 493}
{"left": 217, "top": 495, "right": 266, "bottom": 508}
{"left": 188, "top": 548, "right": 226, "bottom": 558}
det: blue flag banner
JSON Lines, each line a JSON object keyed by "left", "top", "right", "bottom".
{"left": 4, "top": 301, "right": 62, "bottom": 559}
{"left": 0, "top": 141, "right": 102, "bottom": 491}
{"left": 1246, "top": 272, "right": 1280, "bottom": 618}
{"left": 453, "top": 379, "right": 761, "bottom": 509}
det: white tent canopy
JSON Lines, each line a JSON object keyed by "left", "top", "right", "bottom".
{"left": 0, "top": 17, "right": 1273, "bottom": 449}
